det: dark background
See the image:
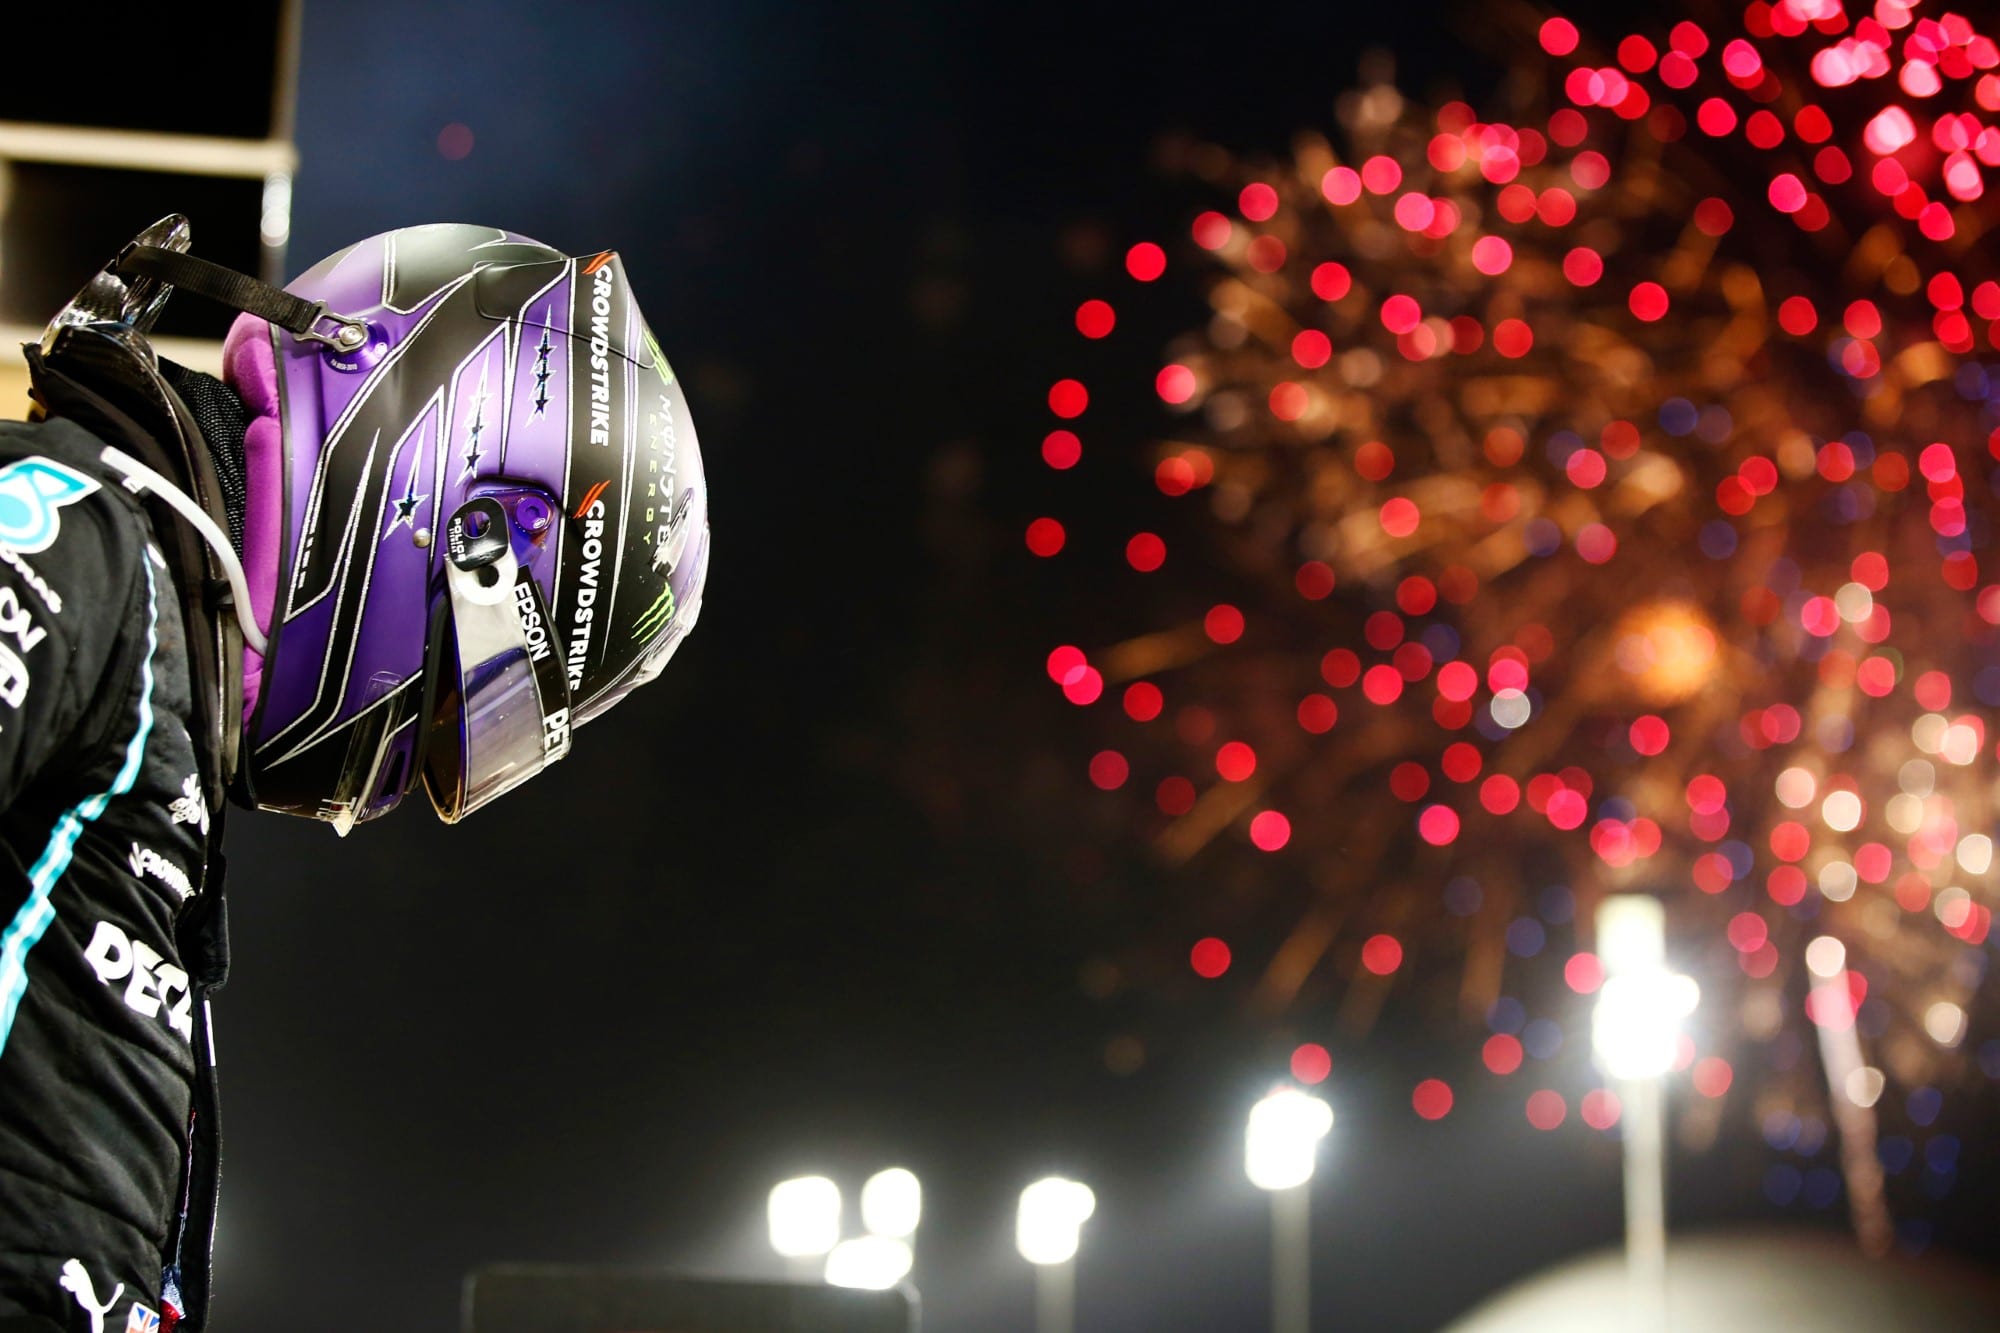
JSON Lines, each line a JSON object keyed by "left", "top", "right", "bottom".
{"left": 19, "top": 1, "right": 1998, "bottom": 1328}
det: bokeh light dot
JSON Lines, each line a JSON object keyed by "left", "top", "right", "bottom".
{"left": 1471, "top": 236, "right": 1514, "bottom": 275}
{"left": 1362, "top": 934, "right": 1404, "bottom": 974}
{"left": 1693, "top": 1057, "right": 1734, "bottom": 1098}
{"left": 1249, "top": 810, "right": 1292, "bottom": 852}
{"left": 1563, "top": 247, "right": 1604, "bottom": 286}
{"left": 1126, "top": 532, "right": 1166, "bottom": 572}
{"left": 1291, "top": 1043, "right": 1332, "bottom": 1084}
{"left": 1190, "top": 938, "right": 1231, "bottom": 979}
{"left": 1074, "top": 299, "right": 1115, "bottom": 339}
{"left": 1419, "top": 805, "right": 1461, "bottom": 845}
{"left": 1413, "top": 1079, "right": 1454, "bottom": 1120}
{"left": 1297, "top": 694, "right": 1338, "bottom": 733}
{"left": 1061, "top": 667, "right": 1102, "bottom": 706}
{"left": 1239, "top": 182, "right": 1279, "bottom": 221}
{"left": 1382, "top": 294, "right": 1422, "bottom": 334}
{"left": 1216, "top": 741, "right": 1257, "bottom": 782}
{"left": 1088, "top": 750, "right": 1129, "bottom": 790}
{"left": 1205, "top": 603, "right": 1245, "bottom": 644}
{"left": 1312, "top": 262, "right": 1353, "bottom": 300}
{"left": 1156, "top": 777, "right": 1195, "bottom": 817}
{"left": 1526, "top": 1090, "right": 1567, "bottom": 1130}
{"left": 1125, "top": 242, "right": 1166, "bottom": 282}
{"left": 1565, "top": 952, "right": 1605, "bottom": 994}
{"left": 1122, "top": 681, "right": 1163, "bottom": 722}
{"left": 437, "top": 123, "right": 475, "bottom": 160}
{"left": 1582, "top": 1089, "right": 1622, "bottom": 1130}
{"left": 1156, "top": 364, "right": 1196, "bottom": 404}
{"left": 1048, "top": 378, "right": 1088, "bottom": 418}
{"left": 1041, "top": 430, "right": 1081, "bottom": 470}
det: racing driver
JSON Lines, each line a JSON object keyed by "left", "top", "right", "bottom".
{"left": 0, "top": 217, "right": 709, "bottom": 1331}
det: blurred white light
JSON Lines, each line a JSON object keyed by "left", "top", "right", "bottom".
{"left": 1491, "top": 689, "right": 1531, "bottom": 730}
{"left": 1775, "top": 767, "right": 1816, "bottom": 809}
{"left": 1834, "top": 582, "right": 1873, "bottom": 623}
{"left": 1016, "top": 1177, "right": 1096, "bottom": 1266}
{"left": 1245, "top": 1088, "right": 1334, "bottom": 1191}
{"left": 1912, "top": 713, "right": 1948, "bottom": 755}
{"left": 768, "top": 1176, "right": 842, "bottom": 1258}
{"left": 1957, "top": 835, "right": 1993, "bottom": 876}
{"left": 861, "top": 1168, "right": 922, "bottom": 1239}
{"left": 1942, "top": 724, "right": 1980, "bottom": 767}
{"left": 1844, "top": 1066, "right": 1885, "bottom": 1108}
{"left": 1924, "top": 1001, "right": 1967, "bottom": 1048}
{"left": 260, "top": 172, "right": 293, "bottom": 246}
{"left": 1804, "top": 936, "right": 1848, "bottom": 980}
{"left": 1591, "top": 970, "right": 1699, "bottom": 1081}
{"left": 1818, "top": 860, "right": 1858, "bottom": 903}
{"left": 824, "top": 1236, "right": 913, "bottom": 1290}
{"left": 1898, "top": 759, "right": 1935, "bottom": 797}
{"left": 1820, "top": 790, "right": 1862, "bottom": 833}
{"left": 1595, "top": 895, "right": 1665, "bottom": 977}
{"left": 1885, "top": 793, "right": 1925, "bottom": 836}
{"left": 1935, "top": 886, "right": 1973, "bottom": 930}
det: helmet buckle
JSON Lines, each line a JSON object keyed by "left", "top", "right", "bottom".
{"left": 296, "top": 301, "right": 371, "bottom": 354}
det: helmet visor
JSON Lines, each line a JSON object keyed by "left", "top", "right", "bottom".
{"left": 422, "top": 505, "right": 572, "bottom": 822}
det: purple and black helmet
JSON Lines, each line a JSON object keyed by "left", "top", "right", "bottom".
{"left": 222, "top": 223, "right": 709, "bottom": 829}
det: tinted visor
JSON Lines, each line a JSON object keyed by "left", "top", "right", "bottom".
{"left": 422, "top": 504, "right": 572, "bottom": 822}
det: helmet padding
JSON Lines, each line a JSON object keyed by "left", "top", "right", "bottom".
{"left": 220, "top": 312, "right": 284, "bottom": 719}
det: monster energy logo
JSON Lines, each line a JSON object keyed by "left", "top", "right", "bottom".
{"left": 632, "top": 585, "right": 676, "bottom": 641}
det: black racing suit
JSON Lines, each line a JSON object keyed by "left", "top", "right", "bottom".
{"left": 0, "top": 415, "right": 212, "bottom": 1333}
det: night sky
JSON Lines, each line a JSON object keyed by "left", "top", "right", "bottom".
{"left": 121, "top": 1, "right": 2000, "bottom": 1328}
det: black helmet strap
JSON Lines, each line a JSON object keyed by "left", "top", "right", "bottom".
{"left": 113, "top": 243, "right": 370, "bottom": 353}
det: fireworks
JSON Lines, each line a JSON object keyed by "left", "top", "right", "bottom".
{"left": 1027, "top": 0, "right": 2000, "bottom": 1243}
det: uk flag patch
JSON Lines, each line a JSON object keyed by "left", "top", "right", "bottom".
{"left": 125, "top": 1303, "right": 161, "bottom": 1333}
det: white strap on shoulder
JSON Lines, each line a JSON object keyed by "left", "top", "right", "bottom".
{"left": 97, "top": 445, "right": 268, "bottom": 655}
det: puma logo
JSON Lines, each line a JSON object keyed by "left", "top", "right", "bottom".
{"left": 58, "top": 1258, "right": 123, "bottom": 1333}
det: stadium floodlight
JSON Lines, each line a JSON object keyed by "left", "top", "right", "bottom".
{"left": 1245, "top": 1088, "right": 1333, "bottom": 1192}
{"left": 824, "top": 1235, "right": 913, "bottom": 1290}
{"left": 768, "top": 1176, "right": 841, "bottom": 1260}
{"left": 861, "top": 1167, "right": 922, "bottom": 1239}
{"left": 1016, "top": 1176, "right": 1095, "bottom": 1266}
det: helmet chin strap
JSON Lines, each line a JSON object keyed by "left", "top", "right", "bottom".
{"left": 98, "top": 445, "right": 269, "bottom": 655}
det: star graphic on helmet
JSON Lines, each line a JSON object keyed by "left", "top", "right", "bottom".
{"left": 532, "top": 320, "right": 555, "bottom": 418}
{"left": 462, "top": 355, "right": 494, "bottom": 480}
{"left": 382, "top": 443, "right": 429, "bottom": 541}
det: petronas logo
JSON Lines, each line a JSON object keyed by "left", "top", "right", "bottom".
{"left": 0, "top": 458, "right": 97, "bottom": 554}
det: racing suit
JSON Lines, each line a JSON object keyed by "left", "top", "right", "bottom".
{"left": 0, "top": 408, "right": 226, "bottom": 1332}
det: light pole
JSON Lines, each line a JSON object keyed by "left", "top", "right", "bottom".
{"left": 1017, "top": 1176, "right": 1095, "bottom": 1333}
{"left": 1804, "top": 935, "right": 1893, "bottom": 1258}
{"left": 1245, "top": 1087, "right": 1333, "bottom": 1333}
{"left": 1590, "top": 895, "right": 1699, "bottom": 1333}
{"left": 768, "top": 1176, "right": 841, "bottom": 1283}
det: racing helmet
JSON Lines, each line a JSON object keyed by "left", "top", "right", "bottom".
{"left": 223, "top": 223, "right": 709, "bottom": 830}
